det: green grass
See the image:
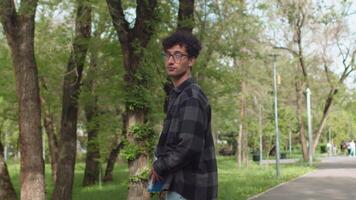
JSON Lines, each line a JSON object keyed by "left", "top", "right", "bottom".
{"left": 218, "top": 156, "right": 314, "bottom": 200}
{"left": 7, "top": 157, "right": 313, "bottom": 200}
{"left": 8, "top": 162, "right": 128, "bottom": 200}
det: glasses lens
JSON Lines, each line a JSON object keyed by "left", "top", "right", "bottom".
{"left": 174, "top": 53, "right": 183, "bottom": 61}
{"left": 162, "top": 52, "right": 187, "bottom": 62}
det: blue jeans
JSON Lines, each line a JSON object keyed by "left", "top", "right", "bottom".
{"left": 165, "top": 191, "right": 186, "bottom": 200}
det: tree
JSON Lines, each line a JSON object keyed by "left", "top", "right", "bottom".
{"left": 106, "top": 0, "right": 159, "bottom": 199}
{"left": 40, "top": 78, "right": 60, "bottom": 182}
{"left": 267, "top": 0, "right": 356, "bottom": 159}
{"left": 82, "top": 24, "right": 103, "bottom": 186}
{"left": 311, "top": 2, "right": 356, "bottom": 152}
{"left": 34, "top": 2, "right": 72, "bottom": 182}
{"left": 52, "top": 0, "right": 91, "bottom": 199}
{"left": 0, "top": 1, "right": 45, "bottom": 199}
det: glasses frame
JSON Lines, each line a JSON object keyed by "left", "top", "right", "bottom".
{"left": 162, "top": 52, "right": 189, "bottom": 63}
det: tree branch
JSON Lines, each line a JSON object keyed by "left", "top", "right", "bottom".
{"left": 106, "top": 0, "right": 130, "bottom": 44}
{"left": 0, "top": 0, "right": 17, "bottom": 36}
{"left": 18, "top": 0, "right": 38, "bottom": 18}
{"left": 133, "top": 0, "right": 158, "bottom": 47}
{"left": 273, "top": 46, "right": 298, "bottom": 57}
{"left": 177, "top": 0, "right": 195, "bottom": 32}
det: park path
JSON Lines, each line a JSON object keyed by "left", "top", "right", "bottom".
{"left": 249, "top": 156, "right": 356, "bottom": 200}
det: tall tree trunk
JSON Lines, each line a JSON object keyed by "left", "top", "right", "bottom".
{"left": 103, "top": 142, "right": 124, "bottom": 182}
{"left": 240, "top": 80, "right": 248, "bottom": 165}
{"left": 0, "top": 1, "right": 45, "bottom": 199}
{"left": 295, "top": 81, "right": 308, "bottom": 161}
{"left": 236, "top": 80, "right": 246, "bottom": 167}
{"left": 103, "top": 114, "right": 125, "bottom": 183}
{"left": 82, "top": 35, "right": 100, "bottom": 187}
{"left": 106, "top": 1, "right": 158, "bottom": 199}
{"left": 43, "top": 109, "right": 59, "bottom": 182}
{"left": 0, "top": 129, "right": 17, "bottom": 200}
{"left": 82, "top": 127, "right": 100, "bottom": 186}
{"left": 40, "top": 78, "right": 59, "bottom": 183}
{"left": 311, "top": 89, "right": 336, "bottom": 152}
{"left": 52, "top": 1, "right": 91, "bottom": 199}
{"left": 126, "top": 111, "right": 150, "bottom": 200}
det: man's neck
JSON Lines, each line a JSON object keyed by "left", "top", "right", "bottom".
{"left": 172, "top": 74, "right": 190, "bottom": 88}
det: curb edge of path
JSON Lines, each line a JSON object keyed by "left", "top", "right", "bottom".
{"left": 247, "top": 170, "right": 315, "bottom": 200}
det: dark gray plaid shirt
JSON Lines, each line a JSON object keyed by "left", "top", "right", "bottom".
{"left": 153, "top": 78, "right": 218, "bottom": 200}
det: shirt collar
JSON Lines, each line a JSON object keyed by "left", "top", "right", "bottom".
{"left": 172, "top": 78, "right": 195, "bottom": 94}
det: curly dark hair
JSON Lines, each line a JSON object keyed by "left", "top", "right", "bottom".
{"left": 162, "top": 31, "right": 202, "bottom": 58}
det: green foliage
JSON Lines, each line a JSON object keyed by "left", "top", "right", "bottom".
{"left": 120, "top": 124, "right": 158, "bottom": 161}
{"left": 130, "top": 124, "right": 155, "bottom": 141}
{"left": 120, "top": 142, "right": 142, "bottom": 161}
{"left": 128, "top": 167, "right": 150, "bottom": 183}
{"left": 8, "top": 162, "right": 128, "bottom": 200}
{"left": 130, "top": 123, "right": 157, "bottom": 156}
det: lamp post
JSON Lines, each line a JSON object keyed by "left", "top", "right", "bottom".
{"left": 306, "top": 88, "right": 313, "bottom": 166}
{"left": 272, "top": 54, "right": 281, "bottom": 178}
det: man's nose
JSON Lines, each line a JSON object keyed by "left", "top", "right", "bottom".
{"left": 167, "top": 55, "right": 175, "bottom": 64}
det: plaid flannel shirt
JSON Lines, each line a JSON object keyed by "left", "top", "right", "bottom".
{"left": 153, "top": 78, "right": 218, "bottom": 200}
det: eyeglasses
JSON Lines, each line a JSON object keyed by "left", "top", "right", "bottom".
{"left": 162, "top": 52, "right": 189, "bottom": 63}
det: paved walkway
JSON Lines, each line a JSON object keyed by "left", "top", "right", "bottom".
{"left": 249, "top": 156, "right": 356, "bottom": 200}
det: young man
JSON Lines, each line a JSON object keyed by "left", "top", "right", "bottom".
{"left": 151, "top": 31, "right": 218, "bottom": 200}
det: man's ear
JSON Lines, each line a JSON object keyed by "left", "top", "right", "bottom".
{"left": 188, "top": 57, "right": 196, "bottom": 67}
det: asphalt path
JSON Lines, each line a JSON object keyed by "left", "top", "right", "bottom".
{"left": 249, "top": 156, "right": 356, "bottom": 200}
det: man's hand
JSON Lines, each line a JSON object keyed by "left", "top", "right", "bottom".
{"left": 150, "top": 168, "right": 163, "bottom": 183}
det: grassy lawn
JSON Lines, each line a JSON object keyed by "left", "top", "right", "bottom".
{"left": 8, "top": 162, "right": 129, "bottom": 200}
{"left": 217, "top": 156, "right": 314, "bottom": 200}
{"left": 7, "top": 156, "right": 314, "bottom": 200}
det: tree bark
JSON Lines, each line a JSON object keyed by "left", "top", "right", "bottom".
{"left": 82, "top": 34, "right": 101, "bottom": 187}
{"left": 311, "top": 88, "right": 336, "bottom": 153}
{"left": 40, "top": 78, "right": 59, "bottom": 183}
{"left": 52, "top": 0, "right": 91, "bottom": 199}
{"left": 240, "top": 80, "right": 248, "bottom": 165}
{"left": 106, "top": 1, "right": 158, "bottom": 199}
{"left": 295, "top": 80, "right": 308, "bottom": 161}
{"left": 236, "top": 80, "right": 246, "bottom": 167}
{"left": 103, "top": 142, "right": 124, "bottom": 182}
{"left": 82, "top": 127, "right": 100, "bottom": 186}
{"left": 0, "top": 129, "right": 17, "bottom": 200}
{"left": 126, "top": 111, "right": 150, "bottom": 200}
{"left": 43, "top": 108, "right": 59, "bottom": 182}
{"left": 0, "top": 1, "right": 45, "bottom": 199}
{"left": 177, "top": 0, "right": 195, "bottom": 32}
